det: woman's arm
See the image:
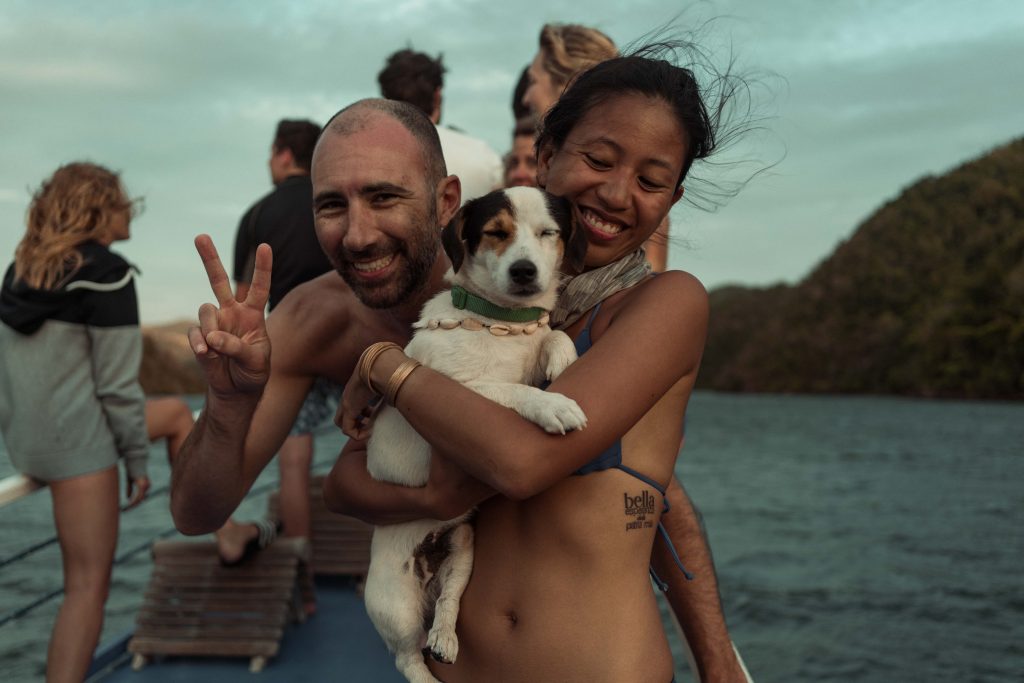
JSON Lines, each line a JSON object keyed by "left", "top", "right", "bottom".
{"left": 324, "top": 437, "right": 494, "bottom": 524}
{"left": 358, "top": 272, "right": 708, "bottom": 500}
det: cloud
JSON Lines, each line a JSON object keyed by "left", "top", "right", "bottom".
{"left": 0, "top": 60, "right": 142, "bottom": 88}
{"left": 2, "top": 0, "right": 1023, "bottom": 321}
{"left": 0, "top": 188, "right": 24, "bottom": 204}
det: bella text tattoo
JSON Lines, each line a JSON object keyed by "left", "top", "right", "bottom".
{"left": 624, "top": 490, "right": 656, "bottom": 531}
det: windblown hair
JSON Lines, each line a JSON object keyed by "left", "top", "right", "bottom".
{"left": 511, "top": 66, "right": 531, "bottom": 120}
{"left": 15, "top": 162, "right": 136, "bottom": 290}
{"left": 537, "top": 23, "right": 619, "bottom": 88}
{"left": 377, "top": 49, "right": 446, "bottom": 118}
{"left": 538, "top": 32, "right": 771, "bottom": 211}
{"left": 274, "top": 119, "right": 322, "bottom": 172}
{"left": 322, "top": 98, "right": 448, "bottom": 188}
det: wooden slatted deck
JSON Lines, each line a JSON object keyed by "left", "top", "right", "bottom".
{"left": 127, "top": 537, "right": 312, "bottom": 673}
{"left": 268, "top": 475, "right": 374, "bottom": 578}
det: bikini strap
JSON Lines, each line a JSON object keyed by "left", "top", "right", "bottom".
{"left": 615, "top": 463, "right": 666, "bottom": 495}
{"left": 616, "top": 464, "right": 694, "bottom": 589}
{"left": 649, "top": 521, "right": 695, "bottom": 590}
{"left": 572, "top": 301, "right": 605, "bottom": 357}
{"left": 582, "top": 301, "right": 603, "bottom": 331}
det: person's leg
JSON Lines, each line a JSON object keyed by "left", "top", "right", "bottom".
{"left": 46, "top": 467, "right": 120, "bottom": 683}
{"left": 145, "top": 396, "right": 195, "bottom": 461}
{"left": 277, "top": 433, "right": 313, "bottom": 539}
{"left": 278, "top": 432, "right": 316, "bottom": 614}
{"left": 215, "top": 517, "right": 261, "bottom": 565}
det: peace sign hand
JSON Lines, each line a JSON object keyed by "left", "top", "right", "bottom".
{"left": 187, "top": 235, "right": 273, "bottom": 399}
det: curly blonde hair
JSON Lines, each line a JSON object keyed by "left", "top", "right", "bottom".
{"left": 14, "top": 162, "right": 136, "bottom": 290}
{"left": 538, "top": 23, "right": 619, "bottom": 88}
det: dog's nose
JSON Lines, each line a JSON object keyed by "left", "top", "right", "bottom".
{"left": 509, "top": 260, "right": 537, "bottom": 285}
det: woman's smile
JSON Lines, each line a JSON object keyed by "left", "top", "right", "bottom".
{"left": 578, "top": 206, "right": 626, "bottom": 240}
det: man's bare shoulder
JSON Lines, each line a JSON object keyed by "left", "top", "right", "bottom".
{"left": 267, "top": 272, "right": 403, "bottom": 382}
{"left": 272, "top": 272, "right": 357, "bottom": 332}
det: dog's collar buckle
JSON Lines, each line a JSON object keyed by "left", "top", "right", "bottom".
{"left": 449, "top": 285, "right": 547, "bottom": 323}
{"left": 451, "top": 286, "right": 469, "bottom": 310}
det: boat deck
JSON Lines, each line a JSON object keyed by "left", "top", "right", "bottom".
{"left": 92, "top": 576, "right": 404, "bottom": 682}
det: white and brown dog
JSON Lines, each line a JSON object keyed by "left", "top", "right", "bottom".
{"left": 363, "top": 186, "right": 589, "bottom": 683}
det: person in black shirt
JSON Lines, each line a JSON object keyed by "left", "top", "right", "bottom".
{"left": 219, "top": 120, "right": 335, "bottom": 583}
{"left": 233, "top": 119, "right": 330, "bottom": 308}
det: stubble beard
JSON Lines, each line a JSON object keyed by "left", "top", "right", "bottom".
{"left": 336, "top": 200, "right": 440, "bottom": 310}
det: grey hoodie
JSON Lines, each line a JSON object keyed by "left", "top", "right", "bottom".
{"left": 0, "top": 242, "right": 148, "bottom": 480}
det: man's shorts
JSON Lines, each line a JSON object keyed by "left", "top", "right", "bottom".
{"left": 289, "top": 377, "right": 344, "bottom": 436}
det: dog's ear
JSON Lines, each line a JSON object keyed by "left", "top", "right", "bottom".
{"left": 548, "top": 194, "right": 588, "bottom": 273}
{"left": 441, "top": 207, "right": 467, "bottom": 273}
{"left": 442, "top": 192, "right": 507, "bottom": 273}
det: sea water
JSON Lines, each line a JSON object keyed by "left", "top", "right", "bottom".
{"left": 1, "top": 392, "right": 1021, "bottom": 682}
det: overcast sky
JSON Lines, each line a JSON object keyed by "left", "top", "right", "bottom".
{"left": 2, "top": 0, "right": 1022, "bottom": 323}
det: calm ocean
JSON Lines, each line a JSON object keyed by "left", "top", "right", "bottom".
{"left": 1, "top": 392, "right": 1021, "bottom": 682}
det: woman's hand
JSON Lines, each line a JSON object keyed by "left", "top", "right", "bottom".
{"left": 124, "top": 474, "right": 150, "bottom": 509}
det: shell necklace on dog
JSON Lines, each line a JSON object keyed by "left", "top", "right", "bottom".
{"left": 412, "top": 285, "right": 551, "bottom": 337}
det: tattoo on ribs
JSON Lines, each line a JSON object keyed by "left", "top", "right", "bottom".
{"left": 623, "top": 490, "right": 656, "bottom": 531}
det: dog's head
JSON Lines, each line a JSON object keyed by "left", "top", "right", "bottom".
{"left": 441, "top": 187, "right": 587, "bottom": 308}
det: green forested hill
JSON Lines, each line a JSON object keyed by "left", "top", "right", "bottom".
{"left": 698, "top": 137, "right": 1024, "bottom": 399}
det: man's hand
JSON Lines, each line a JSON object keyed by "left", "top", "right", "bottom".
{"left": 425, "top": 451, "right": 494, "bottom": 521}
{"left": 187, "top": 235, "right": 273, "bottom": 398}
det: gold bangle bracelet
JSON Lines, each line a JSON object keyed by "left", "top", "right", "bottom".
{"left": 384, "top": 359, "right": 422, "bottom": 406}
{"left": 357, "top": 341, "right": 402, "bottom": 393}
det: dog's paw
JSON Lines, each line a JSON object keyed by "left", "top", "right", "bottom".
{"left": 542, "top": 331, "right": 578, "bottom": 381}
{"left": 425, "top": 626, "right": 459, "bottom": 664}
{"left": 523, "top": 392, "right": 587, "bottom": 434}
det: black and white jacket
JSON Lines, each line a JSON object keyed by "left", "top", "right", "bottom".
{"left": 0, "top": 241, "right": 148, "bottom": 480}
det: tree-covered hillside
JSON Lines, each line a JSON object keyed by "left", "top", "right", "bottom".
{"left": 698, "top": 137, "right": 1024, "bottom": 399}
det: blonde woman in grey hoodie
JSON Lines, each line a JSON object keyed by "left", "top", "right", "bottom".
{"left": 0, "top": 162, "right": 150, "bottom": 682}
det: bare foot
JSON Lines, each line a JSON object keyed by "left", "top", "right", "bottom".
{"left": 216, "top": 519, "right": 259, "bottom": 565}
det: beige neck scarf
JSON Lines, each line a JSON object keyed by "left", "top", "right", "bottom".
{"left": 551, "top": 248, "right": 652, "bottom": 330}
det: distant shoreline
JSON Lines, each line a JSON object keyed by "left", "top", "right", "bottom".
{"left": 140, "top": 320, "right": 205, "bottom": 395}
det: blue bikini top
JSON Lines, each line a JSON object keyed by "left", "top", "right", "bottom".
{"left": 571, "top": 302, "right": 625, "bottom": 477}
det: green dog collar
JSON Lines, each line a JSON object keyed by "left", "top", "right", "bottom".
{"left": 450, "top": 285, "right": 547, "bottom": 323}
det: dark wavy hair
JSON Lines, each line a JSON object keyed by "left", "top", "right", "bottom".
{"left": 536, "top": 31, "right": 772, "bottom": 212}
